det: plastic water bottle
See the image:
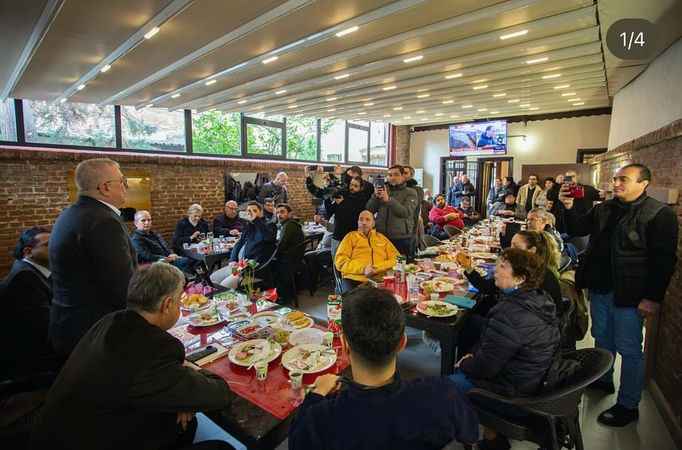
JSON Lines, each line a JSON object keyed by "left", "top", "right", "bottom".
{"left": 407, "top": 274, "right": 420, "bottom": 303}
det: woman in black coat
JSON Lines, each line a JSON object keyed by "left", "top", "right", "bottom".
{"left": 172, "top": 203, "right": 210, "bottom": 253}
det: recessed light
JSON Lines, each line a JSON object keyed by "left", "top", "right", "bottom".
{"left": 442, "top": 100, "right": 454, "bottom": 104}
{"left": 403, "top": 55, "right": 423, "bottom": 63}
{"left": 144, "top": 27, "right": 159, "bottom": 40}
{"left": 417, "top": 94, "right": 430, "bottom": 98}
{"left": 572, "top": 102, "right": 585, "bottom": 106}
{"left": 327, "top": 108, "right": 336, "bottom": 112}
{"left": 59, "top": 98, "right": 67, "bottom": 103}
{"left": 526, "top": 57, "right": 548, "bottom": 64}
{"left": 450, "top": 115, "right": 459, "bottom": 119}
{"left": 542, "top": 73, "right": 561, "bottom": 79}
{"left": 383, "top": 114, "right": 391, "bottom": 118}
{"left": 237, "top": 100, "right": 247, "bottom": 104}
{"left": 262, "top": 56, "right": 278, "bottom": 64}
{"left": 500, "top": 29, "right": 528, "bottom": 40}
{"left": 508, "top": 99, "right": 520, "bottom": 103}
{"left": 363, "top": 102, "right": 374, "bottom": 106}
{"left": 358, "top": 111, "right": 367, "bottom": 115}
{"left": 287, "top": 104, "right": 298, "bottom": 109}
{"left": 77, "top": 84, "right": 85, "bottom": 91}
{"left": 336, "top": 26, "right": 359, "bottom": 37}
{"left": 393, "top": 106, "right": 403, "bottom": 110}
{"left": 553, "top": 84, "right": 570, "bottom": 89}
{"left": 326, "top": 97, "right": 337, "bottom": 102}
{"left": 334, "top": 73, "right": 350, "bottom": 80}
{"left": 100, "top": 64, "right": 111, "bottom": 73}
{"left": 529, "top": 107, "right": 539, "bottom": 110}
{"left": 382, "top": 85, "right": 397, "bottom": 91}
{"left": 171, "top": 93, "right": 181, "bottom": 99}
{"left": 205, "top": 79, "right": 217, "bottom": 86}
{"left": 477, "top": 108, "right": 488, "bottom": 112}
{"left": 145, "top": 103, "right": 154, "bottom": 108}
{"left": 567, "top": 98, "right": 581, "bottom": 102}
{"left": 543, "top": 66, "right": 561, "bottom": 72}
{"left": 462, "top": 104, "right": 472, "bottom": 108}
{"left": 490, "top": 111, "right": 499, "bottom": 114}
{"left": 519, "top": 103, "right": 530, "bottom": 107}
{"left": 435, "top": 113, "right": 444, "bottom": 116}
{"left": 416, "top": 110, "right": 426, "bottom": 114}
{"left": 472, "top": 79, "right": 488, "bottom": 84}
{"left": 275, "top": 89, "right": 287, "bottom": 95}
{"left": 403, "top": 116, "right": 412, "bottom": 119}
{"left": 445, "top": 73, "right": 462, "bottom": 79}
{"left": 473, "top": 85, "right": 488, "bottom": 90}
{"left": 492, "top": 93, "right": 506, "bottom": 97}
{"left": 561, "top": 92, "right": 576, "bottom": 97}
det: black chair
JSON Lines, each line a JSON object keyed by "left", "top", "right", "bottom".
{"left": 466, "top": 348, "right": 614, "bottom": 450}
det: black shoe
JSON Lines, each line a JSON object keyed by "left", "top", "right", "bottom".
{"left": 597, "top": 404, "right": 639, "bottom": 427}
{"left": 589, "top": 380, "right": 615, "bottom": 394}
{"left": 478, "top": 435, "right": 511, "bottom": 450}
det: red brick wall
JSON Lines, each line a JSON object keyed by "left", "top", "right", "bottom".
{"left": 590, "top": 118, "right": 682, "bottom": 435}
{"left": 0, "top": 146, "right": 384, "bottom": 276}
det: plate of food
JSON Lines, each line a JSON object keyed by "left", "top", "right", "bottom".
{"left": 288, "top": 328, "right": 325, "bottom": 346}
{"left": 228, "top": 339, "right": 282, "bottom": 367}
{"left": 470, "top": 252, "right": 497, "bottom": 261}
{"left": 181, "top": 293, "right": 213, "bottom": 312}
{"left": 420, "top": 278, "right": 460, "bottom": 293}
{"left": 281, "top": 344, "right": 337, "bottom": 374}
{"left": 434, "top": 253, "right": 458, "bottom": 263}
{"left": 212, "top": 291, "right": 244, "bottom": 311}
{"left": 271, "top": 329, "right": 291, "bottom": 345}
{"left": 416, "top": 301, "right": 459, "bottom": 318}
{"left": 234, "top": 322, "right": 267, "bottom": 339}
{"left": 278, "top": 311, "right": 314, "bottom": 331}
{"left": 251, "top": 311, "right": 281, "bottom": 327}
{"left": 188, "top": 310, "right": 224, "bottom": 327}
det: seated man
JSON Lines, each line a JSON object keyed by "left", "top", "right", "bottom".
{"left": 0, "top": 227, "right": 54, "bottom": 379}
{"left": 212, "top": 201, "right": 246, "bottom": 237}
{"left": 491, "top": 193, "right": 522, "bottom": 218}
{"left": 457, "top": 196, "right": 481, "bottom": 227}
{"left": 288, "top": 286, "right": 478, "bottom": 450}
{"left": 334, "top": 210, "right": 399, "bottom": 293}
{"left": 131, "top": 211, "right": 193, "bottom": 273}
{"left": 262, "top": 198, "right": 276, "bottom": 223}
{"left": 210, "top": 201, "right": 276, "bottom": 288}
{"left": 428, "top": 194, "right": 464, "bottom": 239}
{"left": 30, "top": 262, "right": 234, "bottom": 450}
{"left": 274, "top": 204, "right": 305, "bottom": 302}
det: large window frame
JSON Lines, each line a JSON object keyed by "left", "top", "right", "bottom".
{"left": 1, "top": 99, "right": 390, "bottom": 167}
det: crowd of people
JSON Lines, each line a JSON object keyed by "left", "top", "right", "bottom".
{"left": 0, "top": 156, "right": 678, "bottom": 449}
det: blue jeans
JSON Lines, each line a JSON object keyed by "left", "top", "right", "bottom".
{"left": 450, "top": 370, "right": 475, "bottom": 393}
{"left": 589, "top": 290, "right": 645, "bottom": 409}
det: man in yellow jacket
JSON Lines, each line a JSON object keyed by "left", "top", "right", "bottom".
{"left": 335, "top": 210, "right": 399, "bottom": 293}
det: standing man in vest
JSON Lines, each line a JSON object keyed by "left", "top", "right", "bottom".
{"left": 560, "top": 163, "right": 678, "bottom": 427}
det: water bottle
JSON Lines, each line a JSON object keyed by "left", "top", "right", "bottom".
{"left": 407, "top": 274, "right": 419, "bottom": 303}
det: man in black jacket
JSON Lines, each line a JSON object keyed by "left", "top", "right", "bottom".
{"left": 561, "top": 163, "right": 678, "bottom": 427}
{"left": 257, "top": 172, "right": 288, "bottom": 204}
{"left": 48, "top": 158, "right": 136, "bottom": 357}
{"left": 0, "top": 227, "right": 54, "bottom": 378}
{"left": 274, "top": 204, "right": 305, "bottom": 303}
{"left": 212, "top": 201, "right": 246, "bottom": 237}
{"left": 131, "top": 210, "right": 193, "bottom": 273}
{"left": 30, "top": 262, "right": 234, "bottom": 450}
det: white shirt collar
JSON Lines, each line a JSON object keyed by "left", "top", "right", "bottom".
{"left": 23, "top": 258, "right": 51, "bottom": 278}
{"left": 95, "top": 198, "right": 121, "bottom": 216}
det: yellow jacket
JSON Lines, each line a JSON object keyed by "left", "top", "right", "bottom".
{"left": 335, "top": 230, "right": 399, "bottom": 282}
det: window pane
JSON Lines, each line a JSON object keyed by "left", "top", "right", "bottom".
{"left": 286, "top": 116, "right": 317, "bottom": 161}
{"left": 348, "top": 119, "right": 369, "bottom": 127}
{"left": 370, "top": 121, "right": 388, "bottom": 166}
{"left": 0, "top": 99, "right": 17, "bottom": 141}
{"left": 246, "top": 122, "right": 283, "bottom": 156}
{"left": 348, "top": 126, "right": 369, "bottom": 163}
{"left": 244, "top": 112, "right": 284, "bottom": 123}
{"left": 23, "top": 100, "right": 115, "bottom": 147}
{"left": 320, "top": 119, "right": 344, "bottom": 162}
{"left": 192, "top": 110, "right": 240, "bottom": 155}
{"left": 121, "top": 106, "right": 185, "bottom": 152}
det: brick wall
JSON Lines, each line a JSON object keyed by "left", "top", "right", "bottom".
{"left": 0, "top": 146, "right": 384, "bottom": 276}
{"left": 590, "top": 118, "right": 682, "bottom": 437}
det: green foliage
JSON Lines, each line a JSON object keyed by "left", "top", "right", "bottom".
{"left": 192, "top": 111, "right": 241, "bottom": 155}
{"left": 286, "top": 116, "right": 318, "bottom": 160}
{"left": 26, "top": 101, "right": 115, "bottom": 147}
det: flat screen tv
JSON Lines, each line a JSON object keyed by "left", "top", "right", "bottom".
{"left": 449, "top": 120, "right": 507, "bottom": 156}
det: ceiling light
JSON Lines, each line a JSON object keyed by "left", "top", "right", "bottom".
{"left": 553, "top": 84, "right": 570, "bottom": 89}
{"left": 383, "top": 114, "right": 391, "bottom": 118}
{"left": 500, "top": 29, "right": 528, "bottom": 40}
{"left": 237, "top": 99, "right": 247, "bottom": 104}
{"left": 561, "top": 92, "right": 577, "bottom": 97}
{"left": 542, "top": 73, "right": 561, "bottom": 79}
{"left": 529, "top": 107, "right": 539, "bottom": 110}
{"left": 519, "top": 103, "right": 530, "bottom": 107}
{"left": 393, "top": 106, "right": 403, "bottom": 110}
{"left": 462, "top": 104, "right": 472, "bottom": 109}
{"left": 205, "top": 79, "right": 217, "bottom": 86}
{"left": 417, "top": 94, "right": 430, "bottom": 98}
{"left": 100, "top": 64, "right": 111, "bottom": 73}
{"left": 382, "top": 85, "right": 397, "bottom": 91}
{"left": 77, "top": 84, "right": 85, "bottom": 91}
{"left": 357, "top": 111, "right": 367, "bottom": 115}
{"left": 334, "top": 73, "right": 350, "bottom": 80}
{"left": 145, "top": 103, "right": 154, "bottom": 108}
{"left": 543, "top": 66, "right": 561, "bottom": 72}
{"left": 327, "top": 108, "right": 336, "bottom": 112}
{"left": 336, "top": 26, "right": 359, "bottom": 37}
{"left": 472, "top": 79, "right": 488, "bottom": 83}
{"left": 473, "top": 85, "right": 488, "bottom": 90}
{"left": 171, "top": 93, "right": 181, "bottom": 99}
{"left": 492, "top": 93, "right": 506, "bottom": 97}
{"left": 526, "top": 57, "right": 548, "bottom": 64}
{"left": 363, "top": 102, "right": 374, "bottom": 106}
{"left": 435, "top": 113, "right": 444, "bottom": 116}
{"left": 445, "top": 73, "right": 462, "bottom": 79}
{"left": 59, "top": 98, "right": 66, "bottom": 103}
{"left": 567, "top": 98, "right": 581, "bottom": 102}
{"left": 442, "top": 100, "right": 454, "bottom": 104}
{"left": 403, "top": 116, "right": 412, "bottom": 119}
{"left": 477, "top": 108, "right": 488, "bottom": 112}
{"left": 275, "top": 89, "right": 287, "bottom": 95}
{"left": 508, "top": 99, "right": 520, "bottom": 103}
{"left": 573, "top": 102, "right": 585, "bottom": 106}
{"left": 490, "top": 111, "right": 499, "bottom": 114}
{"left": 287, "top": 104, "right": 298, "bottom": 109}
{"left": 416, "top": 110, "right": 426, "bottom": 114}
{"left": 262, "top": 56, "right": 278, "bottom": 64}
{"left": 326, "top": 97, "right": 337, "bottom": 102}
{"left": 403, "top": 55, "right": 423, "bottom": 63}
{"left": 144, "top": 27, "right": 159, "bottom": 40}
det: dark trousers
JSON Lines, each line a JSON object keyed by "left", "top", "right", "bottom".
{"left": 166, "top": 418, "right": 235, "bottom": 450}
{"left": 340, "top": 278, "right": 362, "bottom": 294}
{"left": 390, "top": 238, "right": 414, "bottom": 261}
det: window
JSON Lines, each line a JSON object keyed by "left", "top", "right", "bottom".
{"left": 370, "top": 121, "right": 388, "bottom": 166}
{"left": 0, "top": 99, "right": 17, "bottom": 141}
{"left": 286, "top": 116, "right": 318, "bottom": 161}
{"left": 121, "top": 106, "right": 185, "bottom": 152}
{"left": 192, "top": 110, "right": 240, "bottom": 155}
{"left": 347, "top": 123, "right": 369, "bottom": 163}
{"left": 320, "top": 118, "right": 344, "bottom": 162}
{"left": 23, "top": 100, "right": 115, "bottom": 147}
{"left": 243, "top": 116, "right": 284, "bottom": 157}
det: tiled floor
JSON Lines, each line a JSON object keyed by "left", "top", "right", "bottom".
{"left": 196, "top": 289, "right": 678, "bottom": 450}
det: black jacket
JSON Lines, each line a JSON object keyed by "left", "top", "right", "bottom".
{"left": 30, "top": 310, "right": 233, "bottom": 450}
{"left": 230, "top": 217, "right": 276, "bottom": 264}
{"left": 48, "top": 196, "right": 136, "bottom": 356}
{"left": 277, "top": 219, "right": 305, "bottom": 262}
{"left": 212, "top": 214, "right": 246, "bottom": 237}
{"left": 257, "top": 181, "right": 288, "bottom": 204}
{"left": 172, "top": 217, "right": 210, "bottom": 253}
{"left": 130, "top": 229, "right": 172, "bottom": 263}
{"left": 0, "top": 259, "right": 53, "bottom": 377}
{"left": 460, "top": 288, "right": 560, "bottom": 397}
{"left": 566, "top": 194, "right": 678, "bottom": 306}
{"left": 325, "top": 189, "right": 372, "bottom": 241}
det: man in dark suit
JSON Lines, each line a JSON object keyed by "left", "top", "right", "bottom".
{"left": 131, "top": 210, "right": 193, "bottom": 273}
{"left": 30, "top": 263, "right": 234, "bottom": 450}
{"left": 48, "top": 158, "right": 136, "bottom": 357}
{"left": 0, "top": 227, "right": 53, "bottom": 378}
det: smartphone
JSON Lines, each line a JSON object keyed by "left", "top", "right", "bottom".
{"left": 564, "top": 175, "right": 573, "bottom": 183}
{"left": 307, "top": 165, "right": 318, "bottom": 172}
{"left": 323, "top": 166, "right": 335, "bottom": 173}
{"left": 374, "top": 175, "right": 385, "bottom": 189}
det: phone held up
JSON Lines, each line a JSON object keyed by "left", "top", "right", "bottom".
{"left": 374, "top": 175, "right": 385, "bottom": 189}
{"left": 563, "top": 175, "right": 585, "bottom": 199}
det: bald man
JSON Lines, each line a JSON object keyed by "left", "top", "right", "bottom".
{"left": 258, "top": 172, "right": 289, "bottom": 205}
{"left": 334, "top": 211, "right": 399, "bottom": 293}
{"left": 213, "top": 201, "right": 246, "bottom": 237}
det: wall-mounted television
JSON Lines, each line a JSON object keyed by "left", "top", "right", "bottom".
{"left": 449, "top": 120, "right": 507, "bottom": 156}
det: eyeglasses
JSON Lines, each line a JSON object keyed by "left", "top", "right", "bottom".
{"left": 102, "top": 177, "right": 128, "bottom": 189}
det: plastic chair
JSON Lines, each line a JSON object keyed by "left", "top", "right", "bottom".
{"left": 467, "top": 348, "right": 614, "bottom": 450}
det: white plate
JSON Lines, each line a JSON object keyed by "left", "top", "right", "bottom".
{"left": 281, "top": 344, "right": 337, "bottom": 374}
{"left": 188, "top": 311, "right": 224, "bottom": 327}
{"left": 288, "top": 328, "right": 325, "bottom": 346}
{"left": 251, "top": 311, "right": 280, "bottom": 327}
{"left": 228, "top": 339, "right": 282, "bottom": 367}
{"left": 180, "top": 299, "right": 214, "bottom": 313}
{"left": 278, "top": 314, "right": 314, "bottom": 331}
{"left": 416, "top": 301, "right": 459, "bottom": 318}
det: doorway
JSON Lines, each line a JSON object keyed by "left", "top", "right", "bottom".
{"left": 477, "top": 157, "right": 513, "bottom": 218}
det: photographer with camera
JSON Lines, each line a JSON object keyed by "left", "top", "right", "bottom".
{"left": 304, "top": 165, "right": 373, "bottom": 202}
{"left": 559, "top": 163, "right": 678, "bottom": 427}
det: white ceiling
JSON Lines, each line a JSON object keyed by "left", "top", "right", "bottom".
{"left": 2, "top": 0, "right": 680, "bottom": 126}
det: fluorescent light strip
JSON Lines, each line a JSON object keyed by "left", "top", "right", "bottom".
{"left": 450, "top": 115, "right": 459, "bottom": 118}
{"left": 554, "top": 84, "right": 571, "bottom": 89}
{"left": 59, "top": 98, "right": 67, "bottom": 103}
{"left": 508, "top": 99, "right": 520, "bottom": 103}
{"left": 171, "top": 93, "right": 181, "bottom": 99}
{"left": 275, "top": 89, "right": 287, "bottom": 95}
{"left": 382, "top": 85, "right": 397, "bottom": 91}
{"left": 416, "top": 110, "right": 426, "bottom": 114}
{"left": 462, "top": 104, "right": 472, "bottom": 108}
{"left": 383, "top": 114, "right": 391, "bottom": 117}
{"left": 473, "top": 84, "right": 488, "bottom": 90}
{"left": 445, "top": 73, "right": 462, "bottom": 79}
{"left": 336, "top": 26, "right": 359, "bottom": 37}
{"left": 393, "top": 106, "right": 403, "bottom": 110}
{"left": 472, "top": 79, "right": 488, "bottom": 83}
{"left": 417, "top": 94, "right": 430, "bottom": 98}
{"left": 363, "top": 102, "right": 374, "bottom": 106}
{"left": 403, "top": 55, "right": 423, "bottom": 63}
{"left": 205, "top": 79, "right": 217, "bottom": 86}
{"left": 237, "top": 100, "right": 247, "bottom": 104}
{"left": 542, "top": 73, "right": 561, "bottom": 79}
{"left": 77, "top": 84, "right": 85, "bottom": 91}
{"left": 100, "top": 64, "right": 111, "bottom": 73}
{"left": 567, "top": 98, "right": 581, "bottom": 102}
{"left": 334, "top": 73, "right": 350, "bottom": 80}
{"left": 490, "top": 111, "right": 499, "bottom": 114}
{"left": 561, "top": 92, "right": 576, "bottom": 96}
{"left": 435, "top": 113, "right": 443, "bottom": 116}
{"left": 262, "top": 56, "right": 279, "bottom": 64}
{"left": 442, "top": 100, "right": 454, "bottom": 104}
{"left": 572, "top": 102, "right": 585, "bottom": 106}
{"left": 144, "top": 27, "right": 160, "bottom": 39}
{"left": 477, "top": 108, "right": 488, "bottom": 112}
{"left": 492, "top": 93, "right": 506, "bottom": 97}
{"left": 499, "top": 29, "right": 528, "bottom": 40}
{"left": 526, "top": 57, "right": 548, "bottom": 64}
{"left": 519, "top": 103, "right": 530, "bottom": 107}
{"left": 357, "top": 112, "right": 366, "bottom": 115}
{"left": 327, "top": 108, "right": 336, "bottom": 112}
{"left": 529, "top": 107, "right": 539, "bottom": 110}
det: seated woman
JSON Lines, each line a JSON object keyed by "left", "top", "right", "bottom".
{"left": 172, "top": 204, "right": 210, "bottom": 253}
{"left": 451, "top": 248, "right": 560, "bottom": 450}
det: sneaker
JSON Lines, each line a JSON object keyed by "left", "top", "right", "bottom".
{"left": 597, "top": 404, "right": 639, "bottom": 427}
{"left": 478, "top": 434, "right": 511, "bottom": 450}
{"left": 589, "top": 380, "right": 616, "bottom": 394}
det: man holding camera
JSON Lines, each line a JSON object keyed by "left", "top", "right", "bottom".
{"left": 560, "top": 163, "right": 678, "bottom": 427}
{"left": 366, "top": 165, "right": 418, "bottom": 259}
